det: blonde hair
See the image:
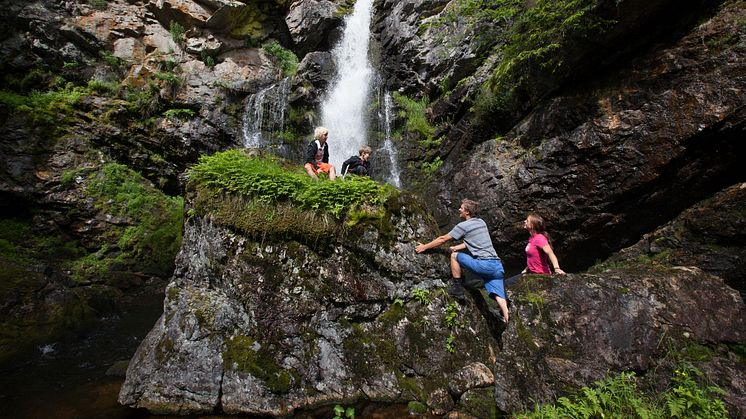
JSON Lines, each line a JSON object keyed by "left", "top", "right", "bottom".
{"left": 359, "top": 145, "right": 372, "bottom": 155}
{"left": 314, "top": 126, "right": 329, "bottom": 140}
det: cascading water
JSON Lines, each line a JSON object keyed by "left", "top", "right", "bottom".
{"left": 241, "top": 78, "right": 290, "bottom": 148}
{"left": 320, "top": 0, "right": 374, "bottom": 169}
{"left": 378, "top": 91, "right": 402, "bottom": 187}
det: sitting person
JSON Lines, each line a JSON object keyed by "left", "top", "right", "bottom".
{"left": 341, "top": 145, "right": 372, "bottom": 177}
{"left": 304, "top": 126, "right": 337, "bottom": 181}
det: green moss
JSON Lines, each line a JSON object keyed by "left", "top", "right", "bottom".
{"left": 262, "top": 40, "right": 299, "bottom": 76}
{"left": 189, "top": 150, "right": 391, "bottom": 229}
{"left": 223, "top": 335, "right": 294, "bottom": 393}
{"left": 460, "top": 388, "right": 498, "bottom": 418}
{"left": 228, "top": 5, "right": 268, "bottom": 38}
{"left": 681, "top": 342, "right": 714, "bottom": 362}
{"left": 79, "top": 162, "right": 183, "bottom": 277}
{"left": 407, "top": 400, "right": 428, "bottom": 414}
{"left": 379, "top": 303, "right": 406, "bottom": 325}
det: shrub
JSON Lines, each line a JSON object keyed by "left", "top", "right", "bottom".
{"left": 391, "top": 92, "right": 437, "bottom": 144}
{"left": 262, "top": 40, "right": 299, "bottom": 76}
{"left": 188, "top": 150, "right": 389, "bottom": 219}
{"left": 169, "top": 21, "right": 186, "bottom": 45}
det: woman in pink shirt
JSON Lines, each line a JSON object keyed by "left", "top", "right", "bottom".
{"left": 522, "top": 213, "right": 565, "bottom": 275}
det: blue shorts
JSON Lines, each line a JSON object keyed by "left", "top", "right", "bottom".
{"left": 456, "top": 253, "right": 505, "bottom": 299}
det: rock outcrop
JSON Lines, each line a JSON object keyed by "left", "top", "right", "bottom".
{"left": 118, "top": 191, "right": 504, "bottom": 415}
{"left": 498, "top": 267, "right": 746, "bottom": 415}
{"left": 424, "top": 0, "right": 746, "bottom": 272}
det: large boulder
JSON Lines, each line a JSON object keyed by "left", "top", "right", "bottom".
{"left": 118, "top": 190, "right": 503, "bottom": 415}
{"left": 497, "top": 267, "right": 746, "bottom": 415}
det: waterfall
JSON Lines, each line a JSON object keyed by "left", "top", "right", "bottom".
{"left": 320, "top": 0, "right": 374, "bottom": 169}
{"left": 379, "top": 91, "right": 402, "bottom": 187}
{"left": 241, "top": 78, "right": 290, "bottom": 148}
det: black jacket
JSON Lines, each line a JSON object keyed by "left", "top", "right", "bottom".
{"left": 341, "top": 155, "right": 370, "bottom": 176}
{"left": 305, "top": 140, "right": 329, "bottom": 169}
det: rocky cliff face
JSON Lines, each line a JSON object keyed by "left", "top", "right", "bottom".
{"left": 118, "top": 192, "right": 505, "bottom": 416}
{"left": 2, "top": 0, "right": 746, "bottom": 416}
{"left": 374, "top": 0, "right": 746, "bottom": 277}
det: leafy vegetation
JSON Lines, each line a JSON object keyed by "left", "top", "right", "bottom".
{"left": 169, "top": 21, "right": 186, "bottom": 45}
{"left": 0, "top": 85, "right": 84, "bottom": 128}
{"left": 411, "top": 288, "right": 431, "bottom": 305}
{"left": 188, "top": 149, "right": 390, "bottom": 219}
{"left": 262, "top": 40, "right": 299, "bottom": 76}
{"left": 70, "top": 163, "right": 183, "bottom": 280}
{"left": 333, "top": 404, "right": 355, "bottom": 419}
{"left": 517, "top": 366, "right": 728, "bottom": 418}
{"left": 391, "top": 92, "right": 437, "bottom": 143}
{"left": 162, "top": 108, "right": 195, "bottom": 119}
{"left": 429, "top": 0, "right": 613, "bottom": 130}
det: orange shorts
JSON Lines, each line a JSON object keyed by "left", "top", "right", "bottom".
{"left": 305, "top": 162, "right": 334, "bottom": 174}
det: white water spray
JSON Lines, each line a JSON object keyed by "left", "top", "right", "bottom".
{"left": 379, "top": 91, "right": 402, "bottom": 187}
{"left": 241, "top": 78, "right": 290, "bottom": 148}
{"left": 320, "top": 0, "right": 374, "bottom": 169}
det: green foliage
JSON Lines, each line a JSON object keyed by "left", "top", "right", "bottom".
{"left": 100, "top": 51, "right": 124, "bottom": 70}
{"left": 0, "top": 85, "right": 84, "bottom": 128}
{"left": 444, "top": 301, "right": 461, "bottom": 328}
{"left": 124, "top": 85, "right": 161, "bottom": 116}
{"left": 162, "top": 108, "right": 195, "bottom": 119}
{"left": 333, "top": 404, "right": 355, "bottom": 419}
{"left": 87, "top": 79, "right": 120, "bottom": 95}
{"left": 517, "top": 368, "right": 728, "bottom": 419}
{"left": 411, "top": 288, "right": 431, "bottom": 305}
{"left": 188, "top": 150, "right": 389, "bottom": 219}
{"left": 665, "top": 367, "right": 727, "bottom": 418}
{"left": 202, "top": 54, "right": 216, "bottom": 68}
{"left": 169, "top": 21, "right": 186, "bottom": 45}
{"left": 155, "top": 72, "right": 184, "bottom": 86}
{"left": 407, "top": 401, "right": 428, "bottom": 414}
{"left": 391, "top": 92, "right": 437, "bottom": 143}
{"left": 445, "top": 333, "right": 456, "bottom": 353}
{"left": 262, "top": 40, "right": 299, "bottom": 76}
{"left": 421, "top": 156, "right": 443, "bottom": 176}
{"left": 82, "top": 163, "right": 183, "bottom": 276}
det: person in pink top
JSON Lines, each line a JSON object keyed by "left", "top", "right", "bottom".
{"left": 522, "top": 213, "right": 566, "bottom": 275}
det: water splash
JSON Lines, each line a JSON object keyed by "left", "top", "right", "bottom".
{"left": 241, "top": 78, "right": 291, "bottom": 148}
{"left": 320, "top": 0, "right": 374, "bottom": 169}
{"left": 379, "top": 91, "right": 402, "bottom": 187}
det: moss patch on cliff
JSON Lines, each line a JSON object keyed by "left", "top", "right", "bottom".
{"left": 223, "top": 335, "right": 294, "bottom": 393}
{"left": 68, "top": 163, "right": 183, "bottom": 281}
{"left": 188, "top": 149, "right": 395, "bottom": 241}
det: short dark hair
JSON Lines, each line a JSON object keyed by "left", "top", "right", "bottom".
{"left": 461, "top": 199, "right": 479, "bottom": 216}
{"left": 359, "top": 145, "right": 372, "bottom": 155}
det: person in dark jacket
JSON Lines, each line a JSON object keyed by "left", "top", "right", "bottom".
{"left": 341, "top": 145, "right": 372, "bottom": 178}
{"left": 304, "top": 126, "right": 337, "bottom": 181}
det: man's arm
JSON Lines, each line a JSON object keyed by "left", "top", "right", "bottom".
{"left": 448, "top": 243, "right": 466, "bottom": 253}
{"left": 416, "top": 234, "right": 453, "bottom": 253}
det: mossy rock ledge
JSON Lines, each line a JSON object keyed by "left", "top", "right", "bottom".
{"left": 117, "top": 186, "right": 502, "bottom": 416}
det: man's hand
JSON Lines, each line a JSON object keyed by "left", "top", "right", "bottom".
{"left": 415, "top": 242, "right": 427, "bottom": 253}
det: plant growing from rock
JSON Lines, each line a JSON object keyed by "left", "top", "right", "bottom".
{"left": 262, "top": 40, "right": 299, "bottom": 76}
{"left": 412, "top": 288, "right": 431, "bottom": 305}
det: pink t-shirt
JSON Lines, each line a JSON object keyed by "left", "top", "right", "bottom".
{"left": 526, "top": 233, "right": 551, "bottom": 275}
